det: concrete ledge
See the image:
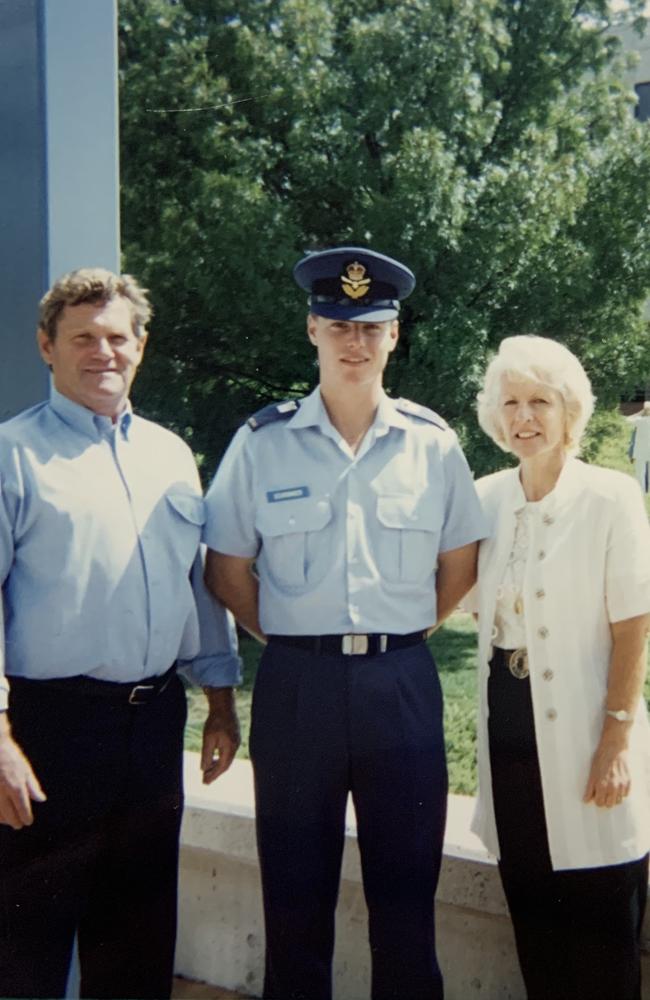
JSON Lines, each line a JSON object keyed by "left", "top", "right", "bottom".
{"left": 176, "top": 753, "right": 650, "bottom": 1000}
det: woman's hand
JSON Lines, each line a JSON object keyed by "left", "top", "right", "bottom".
{"left": 583, "top": 736, "right": 631, "bottom": 808}
{"left": 583, "top": 613, "right": 650, "bottom": 808}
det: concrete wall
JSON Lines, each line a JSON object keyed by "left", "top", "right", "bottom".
{"left": 178, "top": 754, "right": 650, "bottom": 1000}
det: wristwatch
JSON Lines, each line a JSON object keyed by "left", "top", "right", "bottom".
{"left": 606, "top": 708, "right": 634, "bottom": 722}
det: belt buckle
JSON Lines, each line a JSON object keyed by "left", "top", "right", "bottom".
{"left": 508, "top": 648, "right": 529, "bottom": 679}
{"left": 342, "top": 634, "right": 369, "bottom": 655}
{"left": 128, "top": 683, "right": 155, "bottom": 705}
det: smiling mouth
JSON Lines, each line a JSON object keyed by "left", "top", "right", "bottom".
{"left": 516, "top": 431, "right": 539, "bottom": 439}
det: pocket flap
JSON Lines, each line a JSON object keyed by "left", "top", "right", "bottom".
{"left": 376, "top": 494, "right": 441, "bottom": 531}
{"left": 166, "top": 492, "right": 206, "bottom": 526}
{"left": 256, "top": 497, "right": 332, "bottom": 537}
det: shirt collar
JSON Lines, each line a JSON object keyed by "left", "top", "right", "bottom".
{"left": 288, "top": 387, "right": 409, "bottom": 437}
{"left": 49, "top": 386, "right": 132, "bottom": 442}
{"left": 509, "top": 456, "right": 584, "bottom": 515}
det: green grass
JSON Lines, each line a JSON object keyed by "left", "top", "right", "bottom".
{"left": 430, "top": 614, "right": 478, "bottom": 794}
{"left": 184, "top": 408, "right": 650, "bottom": 796}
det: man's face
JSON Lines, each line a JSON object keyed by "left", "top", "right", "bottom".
{"left": 37, "top": 297, "right": 147, "bottom": 418}
{"left": 307, "top": 315, "right": 399, "bottom": 387}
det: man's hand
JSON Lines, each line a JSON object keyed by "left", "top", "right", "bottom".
{"left": 201, "top": 686, "right": 240, "bottom": 785}
{"left": 583, "top": 736, "right": 631, "bottom": 808}
{"left": 0, "top": 724, "right": 46, "bottom": 829}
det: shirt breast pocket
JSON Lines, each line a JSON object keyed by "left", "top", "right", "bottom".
{"left": 165, "top": 492, "right": 205, "bottom": 571}
{"left": 376, "top": 494, "right": 442, "bottom": 584}
{"left": 255, "top": 497, "right": 332, "bottom": 589}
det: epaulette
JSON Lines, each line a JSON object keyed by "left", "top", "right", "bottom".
{"left": 247, "top": 399, "right": 301, "bottom": 431}
{"left": 394, "top": 398, "right": 448, "bottom": 431}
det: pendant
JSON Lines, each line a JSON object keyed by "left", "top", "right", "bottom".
{"left": 514, "top": 595, "right": 524, "bottom": 616}
{"left": 508, "top": 648, "right": 529, "bottom": 679}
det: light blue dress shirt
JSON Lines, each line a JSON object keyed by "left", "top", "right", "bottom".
{"left": 0, "top": 387, "right": 241, "bottom": 709}
{"left": 204, "top": 388, "right": 487, "bottom": 635}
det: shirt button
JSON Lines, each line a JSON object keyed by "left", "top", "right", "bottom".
{"left": 536, "top": 588, "right": 546, "bottom": 599}
{"left": 288, "top": 517, "right": 296, "bottom": 526}
{"left": 542, "top": 514, "right": 554, "bottom": 526}
{"left": 538, "top": 550, "right": 546, "bottom": 560}
{"left": 538, "top": 626, "right": 549, "bottom": 638}
{"left": 546, "top": 708, "right": 557, "bottom": 720}
{"left": 543, "top": 669, "right": 554, "bottom": 681}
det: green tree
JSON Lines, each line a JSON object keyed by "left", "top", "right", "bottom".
{"left": 119, "top": 0, "right": 650, "bottom": 476}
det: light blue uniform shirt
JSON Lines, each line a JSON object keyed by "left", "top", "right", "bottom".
{"left": 204, "top": 388, "right": 487, "bottom": 635}
{"left": 0, "top": 387, "right": 241, "bottom": 709}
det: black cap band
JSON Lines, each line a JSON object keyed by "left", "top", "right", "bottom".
{"left": 310, "top": 294, "right": 400, "bottom": 312}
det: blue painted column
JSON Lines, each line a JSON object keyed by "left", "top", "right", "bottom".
{"left": 0, "top": 0, "right": 119, "bottom": 419}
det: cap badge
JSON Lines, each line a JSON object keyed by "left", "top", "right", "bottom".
{"left": 341, "top": 261, "right": 371, "bottom": 300}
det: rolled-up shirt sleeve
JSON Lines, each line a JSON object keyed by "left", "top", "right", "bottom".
{"left": 178, "top": 547, "right": 242, "bottom": 687}
{"left": 605, "top": 477, "right": 650, "bottom": 623}
{"left": 204, "top": 427, "right": 260, "bottom": 558}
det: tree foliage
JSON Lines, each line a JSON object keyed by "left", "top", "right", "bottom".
{"left": 119, "top": 0, "right": 650, "bottom": 476}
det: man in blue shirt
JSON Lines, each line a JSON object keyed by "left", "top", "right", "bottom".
{"left": 0, "top": 268, "right": 241, "bottom": 999}
{"left": 204, "top": 247, "right": 487, "bottom": 1000}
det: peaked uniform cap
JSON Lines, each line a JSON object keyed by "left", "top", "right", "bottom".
{"left": 293, "top": 246, "right": 415, "bottom": 322}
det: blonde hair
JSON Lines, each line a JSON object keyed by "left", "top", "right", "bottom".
{"left": 39, "top": 267, "right": 151, "bottom": 340}
{"left": 476, "top": 335, "right": 595, "bottom": 455}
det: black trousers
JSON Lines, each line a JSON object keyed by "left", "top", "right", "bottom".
{"left": 488, "top": 649, "right": 648, "bottom": 1000}
{"left": 250, "top": 639, "right": 447, "bottom": 1000}
{"left": 0, "top": 673, "right": 187, "bottom": 999}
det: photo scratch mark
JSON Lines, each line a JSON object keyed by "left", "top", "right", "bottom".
{"left": 145, "top": 94, "right": 271, "bottom": 114}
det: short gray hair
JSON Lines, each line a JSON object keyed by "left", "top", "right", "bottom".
{"left": 476, "top": 335, "right": 595, "bottom": 456}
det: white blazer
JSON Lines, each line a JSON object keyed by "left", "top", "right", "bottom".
{"left": 470, "top": 458, "right": 650, "bottom": 870}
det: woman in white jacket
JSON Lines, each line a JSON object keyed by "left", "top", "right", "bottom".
{"left": 471, "top": 335, "right": 650, "bottom": 1000}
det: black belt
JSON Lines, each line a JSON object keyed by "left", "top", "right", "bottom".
{"left": 9, "top": 663, "right": 177, "bottom": 706}
{"left": 493, "top": 646, "right": 529, "bottom": 680}
{"left": 268, "top": 631, "right": 427, "bottom": 657}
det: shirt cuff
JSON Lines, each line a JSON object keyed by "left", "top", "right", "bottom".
{"left": 0, "top": 678, "right": 9, "bottom": 712}
{"left": 178, "top": 651, "right": 243, "bottom": 689}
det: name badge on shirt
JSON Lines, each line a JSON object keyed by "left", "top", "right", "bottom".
{"left": 266, "top": 486, "right": 311, "bottom": 503}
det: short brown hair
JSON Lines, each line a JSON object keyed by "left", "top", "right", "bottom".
{"left": 38, "top": 267, "right": 152, "bottom": 340}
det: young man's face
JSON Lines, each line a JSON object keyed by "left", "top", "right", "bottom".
{"left": 307, "top": 314, "right": 399, "bottom": 388}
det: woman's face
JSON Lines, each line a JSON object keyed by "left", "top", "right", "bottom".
{"left": 498, "top": 375, "right": 567, "bottom": 463}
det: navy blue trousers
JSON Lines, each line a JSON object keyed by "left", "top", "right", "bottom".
{"left": 251, "top": 639, "right": 447, "bottom": 1000}
{"left": 0, "top": 674, "right": 186, "bottom": 999}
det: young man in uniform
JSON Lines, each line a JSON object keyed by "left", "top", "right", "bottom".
{"left": 204, "top": 247, "right": 486, "bottom": 1000}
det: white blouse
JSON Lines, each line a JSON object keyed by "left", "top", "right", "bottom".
{"left": 493, "top": 503, "right": 541, "bottom": 649}
{"left": 468, "top": 459, "right": 650, "bottom": 870}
